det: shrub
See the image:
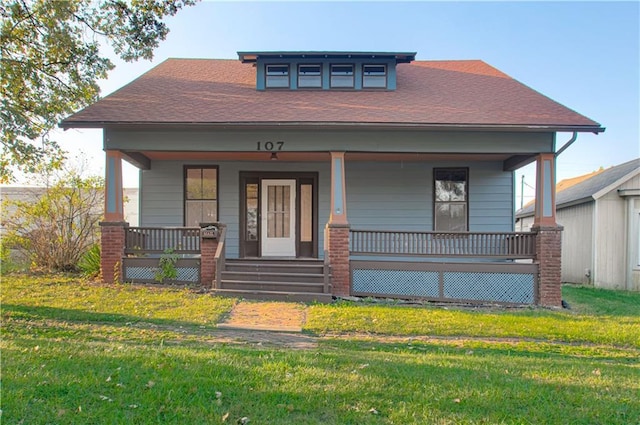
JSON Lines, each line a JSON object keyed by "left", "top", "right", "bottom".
{"left": 78, "top": 244, "right": 101, "bottom": 278}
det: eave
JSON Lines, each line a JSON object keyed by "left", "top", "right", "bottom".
{"left": 59, "top": 120, "right": 606, "bottom": 134}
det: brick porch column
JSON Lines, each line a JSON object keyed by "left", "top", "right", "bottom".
{"left": 100, "top": 221, "right": 127, "bottom": 283}
{"left": 200, "top": 231, "right": 220, "bottom": 289}
{"left": 532, "top": 153, "right": 563, "bottom": 307}
{"left": 327, "top": 152, "right": 350, "bottom": 297}
{"left": 533, "top": 225, "right": 563, "bottom": 307}
{"left": 100, "top": 150, "right": 127, "bottom": 283}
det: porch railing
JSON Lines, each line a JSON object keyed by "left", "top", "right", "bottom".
{"left": 124, "top": 227, "right": 201, "bottom": 255}
{"left": 350, "top": 229, "right": 536, "bottom": 259}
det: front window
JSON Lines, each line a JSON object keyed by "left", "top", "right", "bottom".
{"left": 330, "top": 64, "right": 354, "bottom": 88}
{"left": 298, "top": 64, "right": 321, "bottom": 88}
{"left": 434, "top": 168, "right": 468, "bottom": 231}
{"left": 363, "top": 64, "right": 386, "bottom": 88}
{"left": 266, "top": 64, "right": 289, "bottom": 88}
{"left": 185, "top": 166, "right": 218, "bottom": 226}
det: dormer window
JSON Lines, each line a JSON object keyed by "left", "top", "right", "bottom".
{"left": 266, "top": 64, "right": 289, "bottom": 88}
{"left": 298, "top": 64, "right": 321, "bottom": 88}
{"left": 330, "top": 64, "right": 354, "bottom": 88}
{"left": 363, "top": 64, "right": 387, "bottom": 88}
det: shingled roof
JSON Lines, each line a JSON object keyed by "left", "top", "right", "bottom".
{"left": 516, "top": 158, "right": 640, "bottom": 217}
{"left": 61, "top": 57, "right": 603, "bottom": 132}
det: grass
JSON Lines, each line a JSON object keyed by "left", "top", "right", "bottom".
{"left": 2, "top": 275, "right": 639, "bottom": 424}
{"left": 305, "top": 285, "right": 640, "bottom": 348}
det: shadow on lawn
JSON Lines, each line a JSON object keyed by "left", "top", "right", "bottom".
{"left": 2, "top": 327, "right": 637, "bottom": 425}
{"left": 2, "top": 303, "right": 216, "bottom": 331}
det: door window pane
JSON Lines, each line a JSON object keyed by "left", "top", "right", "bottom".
{"left": 300, "top": 184, "right": 312, "bottom": 242}
{"left": 246, "top": 183, "right": 258, "bottom": 241}
{"left": 266, "top": 184, "right": 290, "bottom": 238}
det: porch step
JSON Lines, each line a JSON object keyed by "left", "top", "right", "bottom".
{"left": 212, "top": 288, "right": 333, "bottom": 303}
{"left": 225, "top": 260, "right": 325, "bottom": 275}
{"left": 221, "top": 271, "right": 325, "bottom": 284}
{"left": 218, "top": 259, "right": 331, "bottom": 301}
{"left": 219, "top": 279, "right": 326, "bottom": 293}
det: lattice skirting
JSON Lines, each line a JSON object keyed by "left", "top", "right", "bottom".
{"left": 123, "top": 258, "right": 200, "bottom": 284}
{"left": 351, "top": 261, "right": 537, "bottom": 305}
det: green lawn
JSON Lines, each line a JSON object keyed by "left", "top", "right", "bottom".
{"left": 2, "top": 275, "right": 639, "bottom": 424}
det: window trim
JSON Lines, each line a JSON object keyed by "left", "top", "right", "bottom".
{"left": 330, "top": 63, "right": 355, "bottom": 89}
{"left": 265, "top": 64, "right": 290, "bottom": 89}
{"left": 297, "top": 63, "right": 322, "bottom": 89}
{"left": 433, "top": 167, "right": 469, "bottom": 232}
{"left": 183, "top": 165, "right": 219, "bottom": 226}
{"left": 362, "top": 64, "right": 387, "bottom": 89}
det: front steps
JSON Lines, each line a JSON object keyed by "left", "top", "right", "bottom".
{"left": 213, "top": 259, "right": 333, "bottom": 302}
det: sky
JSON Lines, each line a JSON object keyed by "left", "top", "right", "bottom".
{"left": 50, "top": 1, "right": 639, "bottom": 208}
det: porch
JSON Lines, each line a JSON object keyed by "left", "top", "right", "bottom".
{"left": 116, "top": 224, "right": 539, "bottom": 305}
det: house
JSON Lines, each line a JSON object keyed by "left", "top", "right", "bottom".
{"left": 60, "top": 51, "right": 604, "bottom": 306}
{"left": 516, "top": 158, "right": 640, "bottom": 291}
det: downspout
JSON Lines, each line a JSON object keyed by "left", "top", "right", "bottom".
{"left": 555, "top": 131, "right": 578, "bottom": 157}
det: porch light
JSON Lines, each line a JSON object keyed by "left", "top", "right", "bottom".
{"left": 270, "top": 152, "right": 278, "bottom": 160}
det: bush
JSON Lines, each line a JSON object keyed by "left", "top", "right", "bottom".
{"left": 78, "top": 244, "right": 101, "bottom": 278}
{"left": 1, "top": 168, "right": 104, "bottom": 272}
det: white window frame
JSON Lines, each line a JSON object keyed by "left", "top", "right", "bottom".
{"left": 363, "top": 64, "right": 387, "bottom": 88}
{"left": 266, "top": 64, "right": 290, "bottom": 88}
{"left": 330, "top": 64, "right": 354, "bottom": 88}
{"left": 298, "top": 64, "right": 322, "bottom": 88}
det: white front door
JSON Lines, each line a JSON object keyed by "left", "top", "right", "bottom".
{"left": 261, "top": 179, "right": 296, "bottom": 257}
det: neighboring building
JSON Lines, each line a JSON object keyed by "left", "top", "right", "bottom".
{"left": 60, "top": 51, "right": 604, "bottom": 306}
{"left": 516, "top": 158, "right": 640, "bottom": 291}
{"left": 0, "top": 187, "right": 139, "bottom": 226}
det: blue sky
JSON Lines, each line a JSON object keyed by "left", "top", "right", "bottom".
{"left": 55, "top": 1, "right": 639, "bottom": 207}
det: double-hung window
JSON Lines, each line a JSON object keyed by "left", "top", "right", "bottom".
{"left": 363, "top": 64, "right": 387, "bottom": 88}
{"left": 266, "top": 64, "right": 289, "bottom": 88}
{"left": 434, "top": 168, "right": 468, "bottom": 231}
{"left": 330, "top": 64, "right": 354, "bottom": 88}
{"left": 185, "top": 166, "right": 218, "bottom": 226}
{"left": 298, "top": 64, "right": 321, "bottom": 88}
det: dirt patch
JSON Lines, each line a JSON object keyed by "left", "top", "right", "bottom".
{"left": 218, "top": 301, "right": 307, "bottom": 332}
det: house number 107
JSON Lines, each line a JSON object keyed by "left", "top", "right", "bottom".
{"left": 256, "top": 141, "right": 284, "bottom": 151}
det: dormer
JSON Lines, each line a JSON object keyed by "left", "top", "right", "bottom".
{"left": 237, "top": 51, "right": 416, "bottom": 91}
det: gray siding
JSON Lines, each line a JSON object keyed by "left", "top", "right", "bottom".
{"left": 141, "top": 160, "right": 514, "bottom": 258}
{"left": 141, "top": 160, "right": 330, "bottom": 258}
{"left": 346, "top": 161, "right": 514, "bottom": 232}
{"left": 106, "top": 128, "right": 554, "bottom": 155}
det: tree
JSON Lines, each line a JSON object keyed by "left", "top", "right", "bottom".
{"left": 1, "top": 163, "right": 105, "bottom": 272}
{"left": 0, "top": 0, "right": 197, "bottom": 182}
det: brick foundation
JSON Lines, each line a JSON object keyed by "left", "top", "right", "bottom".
{"left": 533, "top": 225, "right": 563, "bottom": 307}
{"left": 327, "top": 223, "right": 350, "bottom": 297}
{"left": 100, "top": 221, "right": 128, "bottom": 284}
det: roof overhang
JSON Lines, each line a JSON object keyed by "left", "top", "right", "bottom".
{"left": 59, "top": 121, "right": 606, "bottom": 133}
{"left": 237, "top": 51, "right": 417, "bottom": 64}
